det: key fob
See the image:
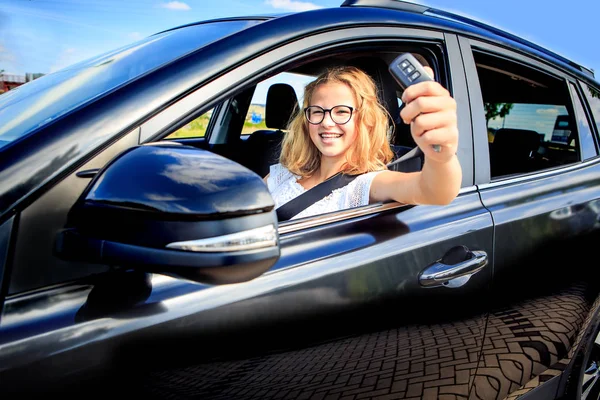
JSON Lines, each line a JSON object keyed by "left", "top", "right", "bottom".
{"left": 389, "top": 53, "right": 441, "bottom": 153}
{"left": 389, "top": 52, "right": 433, "bottom": 90}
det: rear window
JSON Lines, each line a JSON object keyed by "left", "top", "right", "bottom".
{"left": 0, "top": 20, "right": 261, "bottom": 150}
{"left": 473, "top": 51, "right": 581, "bottom": 178}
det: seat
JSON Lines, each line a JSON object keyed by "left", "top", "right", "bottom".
{"left": 490, "top": 128, "right": 541, "bottom": 177}
{"left": 387, "top": 146, "right": 424, "bottom": 173}
{"left": 349, "top": 57, "right": 403, "bottom": 140}
{"left": 244, "top": 83, "right": 299, "bottom": 177}
{"left": 350, "top": 57, "right": 418, "bottom": 163}
{"left": 349, "top": 57, "right": 422, "bottom": 172}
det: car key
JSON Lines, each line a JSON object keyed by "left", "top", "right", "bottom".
{"left": 389, "top": 52, "right": 442, "bottom": 152}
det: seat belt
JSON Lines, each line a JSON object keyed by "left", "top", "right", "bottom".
{"left": 276, "top": 144, "right": 424, "bottom": 221}
{"left": 386, "top": 146, "right": 423, "bottom": 171}
{"left": 276, "top": 172, "right": 359, "bottom": 221}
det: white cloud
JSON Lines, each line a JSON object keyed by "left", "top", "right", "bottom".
{"left": 536, "top": 108, "right": 559, "bottom": 115}
{"left": 159, "top": 1, "right": 191, "bottom": 11}
{"left": 264, "top": 0, "right": 322, "bottom": 12}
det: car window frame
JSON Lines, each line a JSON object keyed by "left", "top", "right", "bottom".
{"left": 139, "top": 26, "right": 475, "bottom": 233}
{"left": 0, "top": 215, "right": 14, "bottom": 314}
{"left": 567, "top": 79, "right": 598, "bottom": 160}
{"left": 578, "top": 79, "right": 600, "bottom": 150}
{"left": 462, "top": 37, "right": 593, "bottom": 186}
{"left": 140, "top": 27, "right": 448, "bottom": 141}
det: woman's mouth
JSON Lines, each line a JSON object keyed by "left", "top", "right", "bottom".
{"left": 319, "top": 133, "right": 343, "bottom": 139}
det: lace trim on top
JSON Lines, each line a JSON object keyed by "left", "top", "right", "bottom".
{"left": 266, "top": 163, "right": 383, "bottom": 220}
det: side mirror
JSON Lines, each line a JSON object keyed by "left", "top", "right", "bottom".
{"left": 56, "top": 142, "right": 279, "bottom": 285}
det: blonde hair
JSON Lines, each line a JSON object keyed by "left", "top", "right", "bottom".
{"left": 279, "top": 66, "right": 394, "bottom": 178}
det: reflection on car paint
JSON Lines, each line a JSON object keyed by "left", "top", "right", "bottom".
{"left": 100, "top": 282, "right": 590, "bottom": 399}
{"left": 474, "top": 282, "right": 590, "bottom": 399}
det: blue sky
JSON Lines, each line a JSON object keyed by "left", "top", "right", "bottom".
{"left": 1, "top": 0, "right": 597, "bottom": 79}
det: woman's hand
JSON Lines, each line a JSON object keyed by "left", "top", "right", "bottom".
{"left": 371, "top": 65, "right": 462, "bottom": 206}
{"left": 399, "top": 67, "right": 458, "bottom": 164}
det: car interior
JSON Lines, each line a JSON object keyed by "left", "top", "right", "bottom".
{"left": 473, "top": 50, "right": 580, "bottom": 178}
{"left": 161, "top": 43, "right": 582, "bottom": 190}
{"left": 164, "top": 45, "right": 447, "bottom": 179}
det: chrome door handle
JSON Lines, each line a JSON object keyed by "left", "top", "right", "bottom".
{"left": 419, "top": 250, "right": 488, "bottom": 288}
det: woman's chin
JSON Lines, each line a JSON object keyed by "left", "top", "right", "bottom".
{"left": 319, "top": 149, "right": 346, "bottom": 159}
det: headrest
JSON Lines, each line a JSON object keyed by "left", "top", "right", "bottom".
{"left": 265, "top": 83, "right": 299, "bottom": 130}
{"left": 349, "top": 57, "right": 402, "bottom": 141}
{"left": 351, "top": 58, "right": 400, "bottom": 114}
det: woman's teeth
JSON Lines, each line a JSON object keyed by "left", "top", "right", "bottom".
{"left": 319, "top": 133, "right": 343, "bottom": 138}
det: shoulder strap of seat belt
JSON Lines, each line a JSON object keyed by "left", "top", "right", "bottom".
{"left": 276, "top": 172, "right": 359, "bottom": 222}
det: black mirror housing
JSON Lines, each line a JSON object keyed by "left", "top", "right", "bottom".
{"left": 56, "top": 142, "right": 279, "bottom": 284}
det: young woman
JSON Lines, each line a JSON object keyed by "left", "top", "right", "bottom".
{"left": 265, "top": 65, "right": 461, "bottom": 220}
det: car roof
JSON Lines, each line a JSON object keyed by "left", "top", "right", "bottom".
{"left": 158, "top": 0, "right": 595, "bottom": 82}
{"left": 152, "top": 16, "right": 281, "bottom": 35}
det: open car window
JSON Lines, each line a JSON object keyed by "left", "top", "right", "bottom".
{"left": 160, "top": 46, "right": 448, "bottom": 221}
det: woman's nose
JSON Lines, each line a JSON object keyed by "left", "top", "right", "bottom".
{"left": 321, "top": 111, "right": 336, "bottom": 126}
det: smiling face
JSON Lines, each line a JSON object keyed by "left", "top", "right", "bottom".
{"left": 280, "top": 66, "right": 393, "bottom": 178}
{"left": 307, "top": 82, "right": 358, "bottom": 165}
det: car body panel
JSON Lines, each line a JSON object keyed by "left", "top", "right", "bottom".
{"left": 462, "top": 36, "right": 600, "bottom": 399}
{"left": 0, "top": 192, "right": 494, "bottom": 397}
{"left": 474, "top": 160, "right": 600, "bottom": 400}
{"left": 7, "top": 129, "right": 140, "bottom": 293}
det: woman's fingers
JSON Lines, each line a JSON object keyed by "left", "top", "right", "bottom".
{"left": 417, "top": 125, "right": 458, "bottom": 146}
{"left": 397, "top": 76, "right": 458, "bottom": 163}
{"left": 401, "top": 80, "right": 449, "bottom": 105}
{"left": 400, "top": 95, "right": 456, "bottom": 124}
{"left": 408, "top": 110, "right": 457, "bottom": 138}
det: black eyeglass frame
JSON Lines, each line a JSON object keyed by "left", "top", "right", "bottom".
{"left": 303, "top": 105, "right": 355, "bottom": 125}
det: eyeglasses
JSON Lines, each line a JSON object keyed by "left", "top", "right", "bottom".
{"left": 304, "top": 105, "right": 355, "bottom": 125}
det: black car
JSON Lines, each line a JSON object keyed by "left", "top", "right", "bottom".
{"left": 1, "top": 0, "right": 600, "bottom": 399}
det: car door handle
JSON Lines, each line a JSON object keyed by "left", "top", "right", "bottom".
{"left": 419, "top": 248, "right": 488, "bottom": 288}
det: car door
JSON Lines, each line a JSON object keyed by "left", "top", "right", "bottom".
{"left": 460, "top": 37, "right": 600, "bottom": 399}
{"left": 0, "top": 19, "right": 493, "bottom": 400}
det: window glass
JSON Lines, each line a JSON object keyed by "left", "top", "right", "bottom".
{"left": 0, "top": 20, "right": 260, "bottom": 151}
{"left": 166, "top": 108, "right": 214, "bottom": 139}
{"left": 241, "top": 72, "right": 314, "bottom": 135}
{"left": 569, "top": 83, "right": 597, "bottom": 159}
{"left": 581, "top": 82, "right": 600, "bottom": 138}
{"left": 474, "top": 52, "right": 580, "bottom": 178}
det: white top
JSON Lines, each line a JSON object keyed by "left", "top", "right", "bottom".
{"left": 267, "top": 163, "right": 383, "bottom": 220}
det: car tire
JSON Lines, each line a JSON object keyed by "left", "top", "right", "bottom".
{"left": 563, "top": 305, "right": 600, "bottom": 400}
